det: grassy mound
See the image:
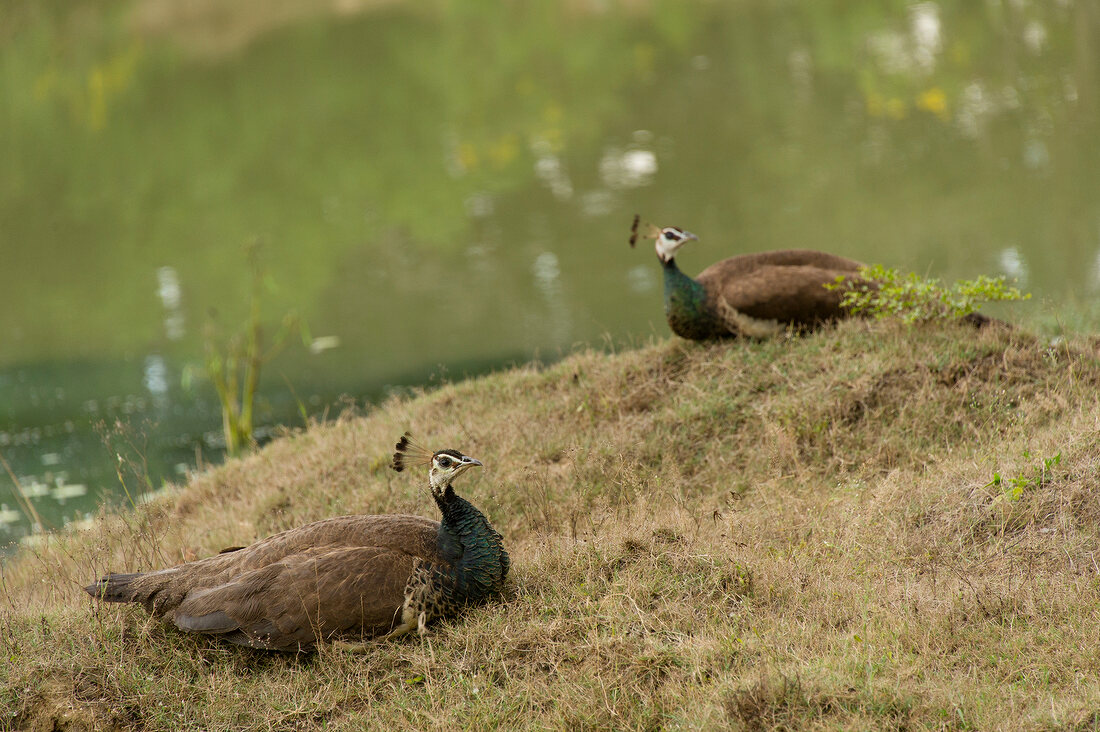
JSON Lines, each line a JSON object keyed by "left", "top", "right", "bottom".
{"left": 3, "top": 320, "right": 1100, "bottom": 730}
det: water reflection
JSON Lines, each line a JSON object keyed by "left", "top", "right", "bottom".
{"left": 143, "top": 355, "right": 169, "bottom": 397}
{"left": 157, "top": 266, "right": 185, "bottom": 341}
{"left": 909, "top": 2, "right": 942, "bottom": 71}
{"left": 51, "top": 480, "right": 88, "bottom": 505}
{"left": 999, "top": 247, "right": 1028, "bottom": 284}
{"left": 599, "top": 146, "right": 658, "bottom": 189}
{"left": 1023, "top": 20, "right": 1048, "bottom": 55}
{"left": 0, "top": 505, "right": 21, "bottom": 526}
{"left": 464, "top": 193, "right": 495, "bottom": 218}
{"left": 580, "top": 190, "right": 615, "bottom": 218}
{"left": 21, "top": 481, "right": 50, "bottom": 499}
{"left": 531, "top": 251, "right": 572, "bottom": 347}
{"left": 309, "top": 336, "right": 341, "bottom": 355}
{"left": 957, "top": 83, "right": 992, "bottom": 138}
{"left": 626, "top": 265, "right": 656, "bottom": 295}
{"left": 1023, "top": 138, "right": 1050, "bottom": 170}
{"left": 533, "top": 142, "right": 574, "bottom": 201}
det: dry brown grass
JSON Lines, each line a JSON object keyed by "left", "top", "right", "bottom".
{"left": 3, "top": 319, "right": 1100, "bottom": 730}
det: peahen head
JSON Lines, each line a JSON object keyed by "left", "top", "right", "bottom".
{"left": 392, "top": 433, "right": 482, "bottom": 498}
{"left": 425, "top": 450, "right": 482, "bottom": 494}
{"left": 629, "top": 215, "right": 698, "bottom": 264}
{"left": 653, "top": 226, "right": 698, "bottom": 264}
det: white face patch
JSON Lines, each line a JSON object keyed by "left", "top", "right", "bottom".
{"left": 428, "top": 453, "right": 482, "bottom": 493}
{"left": 655, "top": 228, "right": 697, "bottom": 263}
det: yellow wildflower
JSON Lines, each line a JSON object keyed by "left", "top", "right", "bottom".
{"left": 917, "top": 87, "right": 949, "bottom": 120}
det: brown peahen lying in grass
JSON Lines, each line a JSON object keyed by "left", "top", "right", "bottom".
{"left": 631, "top": 217, "right": 868, "bottom": 340}
{"left": 85, "top": 433, "right": 509, "bottom": 652}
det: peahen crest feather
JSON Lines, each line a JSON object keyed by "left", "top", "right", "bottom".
{"left": 392, "top": 431, "right": 434, "bottom": 472}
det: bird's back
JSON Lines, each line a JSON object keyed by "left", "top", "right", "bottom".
{"left": 87, "top": 514, "right": 442, "bottom": 616}
{"left": 694, "top": 249, "right": 863, "bottom": 282}
{"left": 693, "top": 249, "right": 866, "bottom": 330}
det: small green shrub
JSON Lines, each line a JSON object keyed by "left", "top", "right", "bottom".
{"left": 185, "top": 241, "right": 308, "bottom": 456}
{"left": 829, "top": 265, "right": 1030, "bottom": 323}
{"left": 986, "top": 451, "right": 1062, "bottom": 502}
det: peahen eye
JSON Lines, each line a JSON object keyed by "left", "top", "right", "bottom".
{"left": 664, "top": 230, "right": 680, "bottom": 240}
{"left": 437, "top": 456, "right": 453, "bottom": 468}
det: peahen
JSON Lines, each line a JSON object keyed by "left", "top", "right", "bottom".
{"left": 84, "top": 433, "right": 509, "bottom": 652}
{"left": 630, "top": 216, "right": 867, "bottom": 340}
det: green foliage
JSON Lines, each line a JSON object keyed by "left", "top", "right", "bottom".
{"left": 986, "top": 451, "right": 1062, "bottom": 502}
{"left": 192, "top": 241, "right": 307, "bottom": 457}
{"left": 829, "top": 265, "right": 1030, "bottom": 323}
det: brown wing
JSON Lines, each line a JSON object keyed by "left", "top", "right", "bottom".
{"left": 170, "top": 545, "right": 421, "bottom": 651}
{"left": 695, "top": 249, "right": 863, "bottom": 282}
{"left": 90, "top": 515, "right": 441, "bottom": 616}
{"left": 700, "top": 263, "right": 861, "bottom": 327}
{"left": 219, "top": 514, "right": 442, "bottom": 570}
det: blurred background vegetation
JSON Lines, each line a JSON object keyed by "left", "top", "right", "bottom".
{"left": 1, "top": 0, "right": 1098, "bottom": 544}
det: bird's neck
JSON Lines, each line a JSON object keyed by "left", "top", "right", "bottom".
{"left": 662, "top": 257, "right": 707, "bottom": 311}
{"left": 435, "top": 485, "right": 474, "bottom": 521}
{"left": 661, "top": 255, "right": 698, "bottom": 286}
{"left": 435, "top": 488, "right": 488, "bottom": 547}
{"left": 661, "top": 257, "right": 723, "bottom": 339}
{"left": 433, "top": 487, "right": 507, "bottom": 596}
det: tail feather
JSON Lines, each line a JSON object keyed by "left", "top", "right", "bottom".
{"left": 85, "top": 572, "right": 148, "bottom": 603}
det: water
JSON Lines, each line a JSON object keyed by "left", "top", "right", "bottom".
{"left": 2, "top": 1, "right": 1098, "bottom": 548}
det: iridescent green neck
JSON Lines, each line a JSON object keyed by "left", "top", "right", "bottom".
{"left": 434, "top": 488, "right": 509, "bottom": 604}
{"left": 662, "top": 258, "right": 723, "bottom": 340}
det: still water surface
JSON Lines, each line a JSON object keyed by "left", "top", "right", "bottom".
{"left": 2, "top": 0, "right": 1098, "bottom": 547}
